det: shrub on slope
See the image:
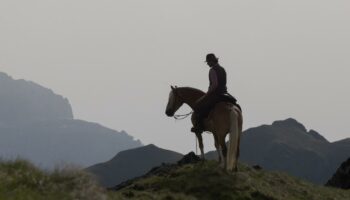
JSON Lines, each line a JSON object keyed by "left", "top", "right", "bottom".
{"left": 0, "top": 160, "right": 106, "bottom": 200}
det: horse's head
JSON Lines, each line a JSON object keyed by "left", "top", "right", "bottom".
{"left": 165, "top": 85, "right": 184, "bottom": 117}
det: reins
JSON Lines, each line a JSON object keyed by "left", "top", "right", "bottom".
{"left": 169, "top": 86, "right": 200, "bottom": 155}
{"left": 172, "top": 87, "right": 194, "bottom": 120}
{"left": 173, "top": 111, "right": 193, "bottom": 120}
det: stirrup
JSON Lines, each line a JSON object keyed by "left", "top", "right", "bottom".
{"left": 191, "top": 126, "right": 203, "bottom": 134}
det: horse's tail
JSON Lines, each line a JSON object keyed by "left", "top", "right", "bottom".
{"left": 226, "top": 106, "right": 241, "bottom": 171}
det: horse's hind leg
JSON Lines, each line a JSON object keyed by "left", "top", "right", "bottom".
{"left": 218, "top": 134, "right": 227, "bottom": 169}
{"left": 235, "top": 111, "right": 243, "bottom": 170}
{"left": 227, "top": 110, "right": 240, "bottom": 171}
{"left": 195, "top": 132, "right": 205, "bottom": 160}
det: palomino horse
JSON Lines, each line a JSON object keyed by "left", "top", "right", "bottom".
{"left": 165, "top": 86, "right": 243, "bottom": 171}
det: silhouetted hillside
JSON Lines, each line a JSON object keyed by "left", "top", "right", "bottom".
{"left": 206, "top": 118, "right": 350, "bottom": 184}
{"left": 0, "top": 72, "right": 142, "bottom": 169}
{"left": 0, "top": 120, "right": 142, "bottom": 169}
{"left": 0, "top": 72, "right": 73, "bottom": 123}
{"left": 87, "top": 144, "right": 183, "bottom": 187}
{"left": 326, "top": 157, "right": 350, "bottom": 189}
{"left": 87, "top": 119, "right": 349, "bottom": 187}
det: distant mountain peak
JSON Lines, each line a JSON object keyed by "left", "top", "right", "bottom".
{"left": 0, "top": 72, "right": 11, "bottom": 79}
{"left": 0, "top": 72, "right": 143, "bottom": 169}
{"left": 144, "top": 144, "right": 157, "bottom": 148}
{"left": 212, "top": 118, "right": 349, "bottom": 184}
{"left": 87, "top": 144, "right": 183, "bottom": 187}
{"left": 308, "top": 129, "right": 328, "bottom": 142}
{"left": 272, "top": 118, "right": 307, "bottom": 132}
{"left": 271, "top": 118, "right": 329, "bottom": 142}
{"left": 116, "top": 144, "right": 167, "bottom": 157}
{"left": 0, "top": 71, "right": 73, "bottom": 123}
{"left": 110, "top": 144, "right": 155, "bottom": 160}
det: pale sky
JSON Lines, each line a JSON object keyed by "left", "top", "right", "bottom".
{"left": 1, "top": 0, "right": 349, "bottom": 154}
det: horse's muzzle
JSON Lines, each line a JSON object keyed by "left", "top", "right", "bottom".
{"left": 165, "top": 110, "right": 173, "bottom": 117}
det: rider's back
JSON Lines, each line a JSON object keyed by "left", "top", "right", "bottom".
{"left": 210, "top": 64, "right": 227, "bottom": 95}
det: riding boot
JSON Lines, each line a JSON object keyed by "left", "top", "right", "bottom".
{"left": 191, "top": 112, "right": 204, "bottom": 133}
{"left": 191, "top": 122, "right": 204, "bottom": 133}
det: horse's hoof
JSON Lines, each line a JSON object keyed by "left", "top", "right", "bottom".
{"left": 219, "top": 163, "right": 225, "bottom": 169}
{"left": 227, "top": 166, "right": 238, "bottom": 173}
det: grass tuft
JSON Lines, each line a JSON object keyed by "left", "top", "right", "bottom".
{"left": 0, "top": 159, "right": 107, "bottom": 200}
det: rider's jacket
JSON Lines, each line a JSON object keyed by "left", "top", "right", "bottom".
{"left": 209, "top": 64, "right": 227, "bottom": 95}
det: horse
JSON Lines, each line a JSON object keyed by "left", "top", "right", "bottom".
{"left": 165, "top": 86, "right": 243, "bottom": 171}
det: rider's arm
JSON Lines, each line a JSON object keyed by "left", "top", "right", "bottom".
{"left": 208, "top": 69, "right": 218, "bottom": 94}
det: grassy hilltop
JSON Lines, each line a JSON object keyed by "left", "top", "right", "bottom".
{"left": 110, "top": 161, "right": 350, "bottom": 200}
{"left": 1, "top": 159, "right": 349, "bottom": 200}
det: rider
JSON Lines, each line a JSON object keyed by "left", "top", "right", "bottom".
{"left": 191, "top": 53, "right": 230, "bottom": 133}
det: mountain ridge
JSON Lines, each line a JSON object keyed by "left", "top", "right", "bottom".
{"left": 87, "top": 144, "right": 183, "bottom": 187}
{"left": 0, "top": 72, "right": 73, "bottom": 123}
{"left": 88, "top": 118, "right": 349, "bottom": 186}
{"left": 0, "top": 72, "right": 142, "bottom": 169}
{"left": 206, "top": 118, "right": 350, "bottom": 184}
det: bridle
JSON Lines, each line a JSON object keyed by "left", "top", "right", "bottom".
{"left": 169, "top": 86, "right": 197, "bottom": 154}
{"left": 171, "top": 87, "right": 193, "bottom": 120}
{"left": 174, "top": 112, "right": 193, "bottom": 120}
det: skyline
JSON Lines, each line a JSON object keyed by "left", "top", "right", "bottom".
{"left": 1, "top": 0, "right": 349, "bottom": 153}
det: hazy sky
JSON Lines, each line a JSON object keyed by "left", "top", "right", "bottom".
{"left": 1, "top": 0, "right": 349, "bottom": 154}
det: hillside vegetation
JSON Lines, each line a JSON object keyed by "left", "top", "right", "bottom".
{"left": 0, "top": 160, "right": 106, "bottom": 200}
{"left": 1, "top": 159, "right": 349, "bottom": 200}
{"left": 110, "top": 160, "right": 350, "bottom": 200}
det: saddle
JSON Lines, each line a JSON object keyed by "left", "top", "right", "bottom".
{"left": 191, "top": 92, "right": 241, "bottom": 133}
{"left": 219, "top": 93, "right": 241, "bottom": 111}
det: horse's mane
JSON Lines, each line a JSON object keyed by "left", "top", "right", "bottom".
{"left": 178, "top": 87, "right": 205, "bottom": 96}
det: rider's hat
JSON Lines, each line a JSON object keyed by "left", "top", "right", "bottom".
{"left": 206, "top": 53, "right": 218, "bottom": 63}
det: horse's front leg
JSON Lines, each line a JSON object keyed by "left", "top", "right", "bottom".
{"left": 213, "top": 134, "right": 221, "bottom": 163}
{"left": 195, "top": 132, "right": 205, "bottom": 160}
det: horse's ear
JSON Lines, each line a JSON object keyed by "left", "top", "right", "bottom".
{"left": 171, "top": 85, "right": 175, "bottom": 90}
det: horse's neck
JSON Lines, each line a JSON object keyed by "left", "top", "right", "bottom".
{"left": 179, "top": 88, "right": 205, "bottom": 109}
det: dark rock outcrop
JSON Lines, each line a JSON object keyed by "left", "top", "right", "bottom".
{"left": 177, "top": 151, "right": 201, "bottom": 165}
{"left": 326, "top": 158, "right": 350, "bottom": 189}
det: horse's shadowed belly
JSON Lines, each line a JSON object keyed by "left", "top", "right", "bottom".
{"left": 204, "top": 102, "right": 233, "bottom": 133}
